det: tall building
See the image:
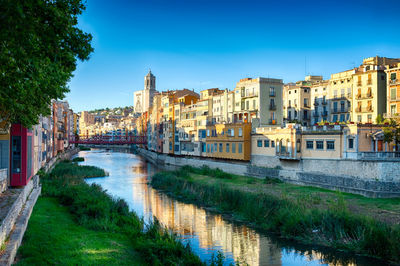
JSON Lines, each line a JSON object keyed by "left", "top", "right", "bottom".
{"left": 385, "top": 62, "right": 400, "bottom": 119}
{"left": 232, "top": 77, "right": 284, "bottom": 127}
{"left": 134, "top": 70, "right": 157, "bottom": 113}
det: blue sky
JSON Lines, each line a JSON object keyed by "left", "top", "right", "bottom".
{"left": 66, "top": 0, "right": 400, "bottom": 112}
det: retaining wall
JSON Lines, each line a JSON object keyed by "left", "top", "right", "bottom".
{"left": 139, "top": 148, "right": 400, "bottom": 198}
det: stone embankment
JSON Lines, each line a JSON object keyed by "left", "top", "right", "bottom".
{"left": 138, "top": 148, "right": 400, "bottom": 198}
{"left": 0, "top": 147, "right": 79, "bottom": 266}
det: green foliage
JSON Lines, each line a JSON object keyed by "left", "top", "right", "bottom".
{"left": 182, "top": 165, "right": 233, "bottom": 179}
{"left": 72, "top": 157, "right": 84, "bottom": 162}
{"left": 151, "top": 170, "right": 400, "bottom": 263}
{"left": 376, "top": 114, "right": 384, "bottom": 124}
{"left": 383, "top": 119, "right": 400, "bottom": 151}
{"left": 0, "top": 0, "right": 93, "bottom": 127}
{"left": 17, "top": 198, "right": 142, "bottom": 265}
{"left": 79, "top": 146, "right": 91, "bottom": 151}
{"left": 31, "top": 161, "right": 204, "bottom": 265}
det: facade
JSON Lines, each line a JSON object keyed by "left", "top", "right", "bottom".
{"left": 385, "top": 62, "right": 400, "bottom": 119}
{"left": 329, "top": 69, "right": 354, "bottom": 123}
{"left": 283, "top": 82, "right": 311, "bottom": 126}
{"left": 310, "top": 80, "right": 330, "bottom": 124}
{"left": 205, "top": 123, "right": 251, "bottom": 161}
{"left": 134, "top": 70, "right": 157, "bottom": 114}
{"left": 232, "top": 78, "right": 284, "bottom": 127}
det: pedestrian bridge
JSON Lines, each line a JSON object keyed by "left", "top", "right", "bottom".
{"left": 69, "top": 135, "right": 147, "bottom": 145}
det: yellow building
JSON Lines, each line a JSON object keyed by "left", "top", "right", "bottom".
{"left": 251, "top": 124, "right": 301, "bottom": 161}
{"left": 205, "top": 123, "right": 251, "bottom": 161}
{"left": 385, "top": 62, "right": 400, "bottom": 119}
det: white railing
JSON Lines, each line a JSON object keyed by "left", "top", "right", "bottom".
{"left": 357, "top": 152, "right": 400, "bottom": 160}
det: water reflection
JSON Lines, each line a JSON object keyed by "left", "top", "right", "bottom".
{"left": 81, "top": 149, "right": 381, "bottom": 266}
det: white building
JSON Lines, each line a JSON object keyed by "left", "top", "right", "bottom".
{"left": 134, "top": 70, "right": 157, "bottom": 114}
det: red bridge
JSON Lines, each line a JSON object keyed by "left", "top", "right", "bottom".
{"left": 69, "top": 135, "right": 147, "bottom": 145}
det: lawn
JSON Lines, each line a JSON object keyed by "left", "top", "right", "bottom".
{"left": 16, "top": 197, "right": 142, "bottom": 265}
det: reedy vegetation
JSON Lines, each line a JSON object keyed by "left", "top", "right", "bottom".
{"left": 32, "top": 161, "right": 205, "bottom": 265}
{"left": 151, "top": 165, "right": 400, "bottom": 263}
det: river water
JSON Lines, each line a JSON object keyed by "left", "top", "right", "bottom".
{"left": 80, "top": 148, "right": 379, "bottom": 265}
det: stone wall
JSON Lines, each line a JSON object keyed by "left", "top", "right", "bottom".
{"left": 0, "top": 169, "right": 7, "bottom": 193}
{"left": 139, "top": 148, "right": 400, "bottom": 198}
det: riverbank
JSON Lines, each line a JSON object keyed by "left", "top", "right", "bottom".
{"left": 16, "top": 161, "right": 205, "bottom": 265}
{"left": 150, "top": 166, "right": 400, "bottom": 264}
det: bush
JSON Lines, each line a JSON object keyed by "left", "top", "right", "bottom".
{"left": 72, "top": 157, "right": 84, "bottom": 162}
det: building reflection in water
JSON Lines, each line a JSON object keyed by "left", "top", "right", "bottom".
{"left": 84, "top": 150, "right": 376, "bottom": 266}
{"left": 131, "top": 161, "right": 281, "bottom": 266}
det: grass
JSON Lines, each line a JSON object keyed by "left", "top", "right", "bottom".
{"left": 151, "top": 165, "right": 400, "bottom": 263}
{"left": 16, "top": 197, "right": 142, "bottom": 265}
{"left": 72, "top": 157, "right": 85, "bottom": 162}
{"left": 18, "top": 161, "right": 205, "bottom": 265}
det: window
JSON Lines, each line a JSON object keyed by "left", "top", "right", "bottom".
{"left": 232, "top": 143, "right": 236, "bottom": 153}
{"left": 271, "top": 140, "right": 275, "bottom": 148}
{"left": 226, "top": 143, "right": 230, "bottom": 152}
{"left": 391, "top": 105, "right": 396, "bottom": 115}
{"left": 316, "top": 141, "right": 324, "bottom": 150}
{"left": 391, "top": 87, "right": 396, "bottom": 100}
{"left": 306, "top": 141, "right": 314, "bottom": 149}
{"left": 326, "top": 141, "right": 335, "bottom": 150}
{"left": 257, "top": 140, "right": 262, "bottom": 147}
{"left": 367, "top": 114, "right": 372, "bottom": 123}
{"left": 238, "top": 143, "right": 243, "bottom": 153}
{"left": 238, "top": 128, "right": 243, "bottom": 137}
{"left": 340, "top": 114, "right": 345, "bottom": 122}
{"left": 391, "top": 73, "right": 397, "bottom": 80}
{"left": 333, "top": 102, "right": 338, "bottom": 113}
{"left": 357, "top": 115, "right": 362, "bottom": 123}
{"left": 202, "top": 143, "right": 206, "bottom": 153}
{"left": 169, "top": 142, "right": 172, "bottom": 150}
{"left": 333, "top": 114, "right": 338, "bottom": 122}
{"left": 264, "top": 140, "right": 269, "bottom": 147}
{"left": 219, "top": 143, "right": 223, "bottom": 152}
{"left": 214, "top": 143, "right": 217, "bottom": 152}
{"left": 175, "top": 145, "right": 179, "bottom": 152}
{"left": 348, "top": 138, "right": 354, "bottom": 149}
{"left": 12, "top": 136, "right": 21, "bottom": 173}
{"left": 206, "top": 129, "right": 210, "bottom": 137}
{"left": 246, "top": 101, "right": 249, "bottom": 109}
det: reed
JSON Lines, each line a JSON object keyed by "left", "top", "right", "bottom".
{"left": 151, "top": 168, "right": 400, "bottom": 263}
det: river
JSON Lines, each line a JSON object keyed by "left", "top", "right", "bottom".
{"left": 80, "top": 148, "right": 379, "bottom": 265}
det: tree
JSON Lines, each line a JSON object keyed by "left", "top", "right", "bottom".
{"left": 383, "top": 119, "right": 400, "bottom": 151}
{"left": 0, "top": 0, "right": 93, "bottom": 128}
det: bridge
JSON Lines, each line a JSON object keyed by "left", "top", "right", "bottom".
{"left": 69, "top": 135, "right": 147, "bottom": 145}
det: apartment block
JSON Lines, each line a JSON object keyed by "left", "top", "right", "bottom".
{"left": 385, "top": 62, "right": 400, "bottom": 119}
{"left": 232, "top": 77, "right": 283, "bottom": 127}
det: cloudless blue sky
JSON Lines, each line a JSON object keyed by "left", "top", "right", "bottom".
{"left": 66, "top": 0, "right": 400, "bottom": 111}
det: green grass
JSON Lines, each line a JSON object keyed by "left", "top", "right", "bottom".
{"left": 151, "top": 166, "right": 400, "bottom": 263}
{"left": 18, "top": 162, "right": 204, "bottom": 265}
{"left": 17, "top": 197, "right": 142, "bottom": 265}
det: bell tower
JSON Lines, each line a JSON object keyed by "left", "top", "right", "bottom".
{"left": 144, "top": 70, "right": 156, "bottom": 91}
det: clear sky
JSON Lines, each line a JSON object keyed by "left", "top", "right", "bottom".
{"left": 66, "top": 0, "right": 400, "bottom": 112}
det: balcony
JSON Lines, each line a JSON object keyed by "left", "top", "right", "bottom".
{"left": 269, "top": 104, "right": 277, "bottom": 110}
{"left": 321, "top": 100, "right": 327, "bottom": 105}
{"left": 313, "top": 112, "right": 319, "bottom": 117}
{"left": 389, "top": 79, "right": 399, "bottom": 85}
{"left": 331, "top": 109, "right": 347, "bottom": 114}
{"left": 357, "top": 81, "right": 362, "bottom": 86}
{"left": 321, "top": 111, "right": 328, "bottom": 116}
{"left": 314, "top": 101, "right": 319, "bottom": 106}
{"left": 242, "top": 92, "right": 259, "bottom": 99}
{"left": 356, "top": 93, "right": 373, "bottom": 99}
{"left": 356, "top": 107, "right": 373, "bottom": 113}
{"left": 367, "top": 80, "right": 372, "bottom": 85}
{"left": 269, "top": 91, "right": 276, "bottom": 97}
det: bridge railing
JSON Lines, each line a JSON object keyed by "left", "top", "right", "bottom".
{"left": 69, "top": 135, "right": 147, "bottom": 144}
